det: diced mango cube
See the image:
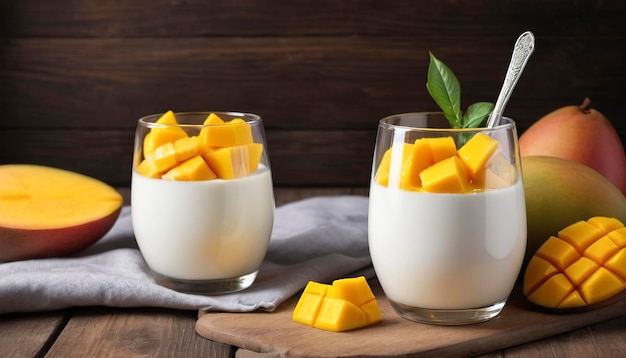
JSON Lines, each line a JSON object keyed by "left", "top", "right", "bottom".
{"left": 136, "top": 158, "right": 161, "bottom": 178}
{"left": 522, "top": 256, "right": 559, "bottom": 296}
{"left": 326, "top": 276, "right": 376, "bottom": 307}
{"left": 400, "top": 139, "right": 433, "bottom": 189}
{"left": 173, "top": 136, "right": 201, "bottom": 162}
{"left": 375, "top": 143, "right": 414, "bottom": 187}
{"left": 292, "top": 276, "right": 381, "bottom": 332}
{"left": 579, "top": 267, "right": 625, "bottom": 305}
{"left": 535, "top": 236, "right": 580, "bottom": 271}
{"left": 584, "top": 236, "right": 620, "bottom": 265}
{"left": 563, "top": 257, "right": 599, "bottom": 287}
{"left": 202, "top": 145, "right": 254, "bottom": 180}
{"left": 200, "top": 118, "right": 253, "bottom": 147}
{"left": 246, "top": 143, "right": 264, "bottom": 174}
{"left": 558, "top": 220, "right": 604, "bottom": 253}
{"left": 427, "top": 136, "right": 457, "bottom": 162}
{"left": 419, "top": 156, "right": 468, "bottom": 193}
{"left": 203, "top": 112, "right": 225, "bottom": 125}
{"left": 457, "top": 133, "right": 498, "bottom": 176}
{"left": 526, "top": 273, "right": 575, "bottom": 309}
{"left": 360, "top": 298, "right": 383, "bottom": 325}
{"left": 558, "top": 290, "right": 586, "bottom": 309}
{"left": 142, "top": 110, "right": 189, "bottom": 156}
{"left": 588, "top": 217, "right": 625, "bottom": 234}
{"left": 314, "top": 297, "right": 366, "bottom": 332}
{"left": 292, "top": 281, "right": 329, "bottom": 326}
{"left": 605, "top": 248, "right": 626, "bottom": 280}
{"left": 151, "top": 142, "right": 179, "bottom": 173}
{"left": 161, "top": 155, "right": 217, "bottom": 181}
{"left": 608, "top": 228, "right": 626, "bottom": 247}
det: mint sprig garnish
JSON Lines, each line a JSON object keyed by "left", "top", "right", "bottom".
{"left": 426, "top": 52, "right": 494, "bottom": 128}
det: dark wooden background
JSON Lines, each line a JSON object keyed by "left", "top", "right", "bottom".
{"left": 1, "top": 0, "right": 624, "bottom": 188}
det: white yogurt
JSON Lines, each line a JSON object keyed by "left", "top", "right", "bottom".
{"left": 131, "top": 168, "right": 274, "bottom": 280}
{"left": 368, "top": 180, "right": 526, "bottom": 309}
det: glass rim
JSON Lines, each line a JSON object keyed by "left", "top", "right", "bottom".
{"left": 378, "top": 112, "right": 516, "bottom": 133}
{"left": 138, "top": 111, "right": 262, "bottom": 128}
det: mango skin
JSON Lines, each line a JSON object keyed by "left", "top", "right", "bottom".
{"left": 0, "top": 209, "right": 121, "bottom": 261}
{"left": 522, "top": 156, "right": 626, "bottom": 268}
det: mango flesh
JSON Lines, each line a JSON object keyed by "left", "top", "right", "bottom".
{"left": 137, "top": 111, "right": 263, "bottom": 181}
{"left": 521, "top": 156, "right": 626, "bottom": 268}
{"left": 0, "top": 164, "right": 123, "bottom": 261}
{"left": 523, "top": 217, "right": 626, "bottom": 309}
{"left": 292, "top": 276, "right": 381, "bottom": 332}
{"left": 375, "top": 133, "right": 515, "bottom": 193}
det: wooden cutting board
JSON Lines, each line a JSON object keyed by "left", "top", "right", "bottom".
{"left": 196, "top": 279, "right": 626, "bottom": 357}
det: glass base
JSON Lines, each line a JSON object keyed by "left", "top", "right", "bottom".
{"left": 389, "top": 299, "right": 507, "bottom": 325}
{"left": 151, "top": 270, "right": 258, "bottom": 295}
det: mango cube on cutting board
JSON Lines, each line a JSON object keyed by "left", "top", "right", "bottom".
{"left": 292, "top": 276, "right": 382, "bottom": 332}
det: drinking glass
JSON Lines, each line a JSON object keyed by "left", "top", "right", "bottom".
{"left": 131, "top": 112, "right": 274, "bottom": 294}
{"left": 368, "top": 112, "right": 526, "bottom": 324}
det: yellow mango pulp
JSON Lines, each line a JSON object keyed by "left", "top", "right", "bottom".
{"left": 419, "top": 156, "right": 468, "bottom": 193}
{"left": 200, "top": 114, "right": 254, "bottom": 147}
{"left": 142, "top": 110, "right": 189, "bottom": 156}
{"left": 375, "top": 133, "right": 506, "bottom": 193}
{"left": 162, "top": 155, "right": 217, "bottom": 181}
{"left": 292, "top": 276, "right": 381, "bottom": 332}
{"left": 202, "top": 143, "right": 262, "bottom": 180}
{"left": 524, "top": 217, "right": 626, "bottom": 309}
{"left": 456, "top": 133, "right": 499, "bottom": 176}
{"left": 374, "top": 143, "right": 414, "bottom": 187}
{"left": 137, "top": 112, "right": 263, "bottom": 181}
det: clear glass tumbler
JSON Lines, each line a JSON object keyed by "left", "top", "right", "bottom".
{"left": 131, "top": 111, "right": 274, "bottom": 294}
{"left": 368, "top": 112, "right": 526, "bottom": 324}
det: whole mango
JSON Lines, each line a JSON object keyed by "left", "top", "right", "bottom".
{"left": 522, "top": 156, "right": 626, "bottom": 268}
{"left": 519, "top": 98, "right": 626, "bottom": 195}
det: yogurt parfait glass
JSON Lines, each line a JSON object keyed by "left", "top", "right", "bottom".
{"left": 131, "top": 111, "right": 274, "bottom": 294}
{"left": 368, "top": 112, "right": 526, "bottom": 324}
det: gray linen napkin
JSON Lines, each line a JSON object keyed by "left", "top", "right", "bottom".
{"left": 0, "top": 196, "right": 372, "bottom": 314}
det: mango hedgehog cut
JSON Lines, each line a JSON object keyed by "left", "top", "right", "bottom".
{"left": 523, "top": 217, "right": 626, "bottom": 309}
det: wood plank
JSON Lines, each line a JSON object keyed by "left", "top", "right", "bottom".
{"left": 0, "top": 129, "right": 379, "bottom": 187}
{"left": 196, "top": 280, "right": 626, "bottom": 357}
{"left": 0, "top": 36, "right": 624, "bottom": 135}
{"left": 1, "top": 0, "right": 624, "bottom": 37}
{"left": 500, "top": 315, "right": 626, "bottom": 357}
{"left": 0, "top": 310, "right": 69, "bottom": 358}
{"left": 45, "top": 307, "right": 233, "bottom": 358}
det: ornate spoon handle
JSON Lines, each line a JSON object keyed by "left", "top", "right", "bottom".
{"left": 487, "top": 31, "right": 535, "bottom": 128}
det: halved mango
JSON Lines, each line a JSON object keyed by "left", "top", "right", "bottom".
{"left": 524, "top": 216, "right": 626, "bottom": 309}
{"left": 0, "top": 164, "right": 123, "bottom": 261}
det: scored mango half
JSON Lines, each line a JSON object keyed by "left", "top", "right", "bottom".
{"left": 523, "top": 216, "right": 626, "bottom": 309}
{"left": 136, "top": 111, "right": 263, "bottom": 181}
{"left": 374, "top": 133, "right": 514, "bottom": 193}
{"left": 292, "top": 276, "right": 382, "bottom": 332}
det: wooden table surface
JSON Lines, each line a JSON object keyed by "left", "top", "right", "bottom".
{"left": 1, "top": 188, "right": 625, "bottom": 358}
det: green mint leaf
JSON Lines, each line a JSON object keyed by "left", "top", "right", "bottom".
{"left": 426, "top": 52, "right": 462, "bottom": 128}
{"left": 462, "top": 102, "right": 495, "bottom": 128}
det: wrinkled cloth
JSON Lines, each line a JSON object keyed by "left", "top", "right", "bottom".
{"left": 0, "top": 196, "right": 372, "bottom": 314}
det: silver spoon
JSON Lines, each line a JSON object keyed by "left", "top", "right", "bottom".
{"left": 486, "top": 31, "right": 535, "bottom": 128}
